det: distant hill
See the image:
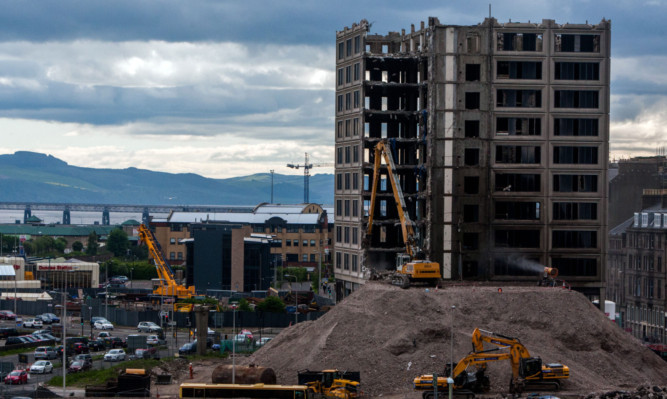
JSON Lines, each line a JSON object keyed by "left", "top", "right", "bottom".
{"left": 0, "top": 151, "right": 333, "bottom": 205}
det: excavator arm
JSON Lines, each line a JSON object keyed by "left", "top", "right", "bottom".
{"left": 365, "top": 139, "right": 418, "bottom": 258}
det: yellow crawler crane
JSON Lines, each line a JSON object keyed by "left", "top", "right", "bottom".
{"left": 138, "top": 224, "right": 195, "bottom": 299}
{"left": 366, "top": 139, "right": 441, "bottom": 288}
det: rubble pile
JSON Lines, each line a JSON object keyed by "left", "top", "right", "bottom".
{"left": 246, "top": 282, "right": 667, "bottom": 397}
{"left": 583, "top": 386, "right": 667, "bottom": 399}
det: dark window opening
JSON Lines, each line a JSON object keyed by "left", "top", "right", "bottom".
{"left": 495, "top": 201, "right": 540, "bottom": 220}
{"left": 494, "top": 230, "right": 540, "bottom": 248}
{"left": 462, "top": 233, "right": 479, "bottom": 250}
{"left": 496, "top": 117, "right": 541, "bottom": 135}
{"left": 553, "top": 203, "right": 597, "bottom": 220}
{"left": 497, "top": 61, "right": 542, "bottom": 79}
{"left": 555, "top": 62, "right": 599, "bottom": 80}
{"left": 463, "top": 204, "right": 479, "bottom": 222}
{"left": 465, "top": 92, "right": 481, "bottom": 109}
{"left": 555, "top": 90, "right": 599, "bottom": 108}
{"left": 553, "top": 174, "right": 597, "bottom": 192}
{"left": 552, "top": 231, "right": 597, "bottom": 248}
{"left": 464, "top": 176, "right": 479, "bottom": 194}
{"left": 554, "top": 118, "right": 598, "bottom": 136}
{"left": 464, "top": 148, "right": 480, "bottom": 166}
{"left": 553, "top": 146, "right": 598, "bottom": 164}
{"left": 552, "top": 258, "right": 597, "bottom": 276}
{"left": 497, "top": 89, "right": 541, "bottom": 107}
{"left": 466, "top": 64, "right": 481, "bottom": 81}
{"left": 556, "top": 34, "right": 600, "bottom": 53}
{"left": 495, "top": 173, "right": 540, "bottom": 192}
{"left": 495, "top": 145, "right": 541, "bottom": 164}
{"left": 497, "top": 32, "right": 542, "bottom": 51}
{"left": 465, "top": 120, "right": 480, "bottom": 138}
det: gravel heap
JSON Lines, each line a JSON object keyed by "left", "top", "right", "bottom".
{"left": 246, "top": 282, "right": 667, "bottom": 397}
{"left": 583, "top": 386, "right": 667, "bottom": 399}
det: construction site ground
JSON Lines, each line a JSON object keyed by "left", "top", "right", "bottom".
{"left": 161, "top": 282, "right": 667, "bottom": 398}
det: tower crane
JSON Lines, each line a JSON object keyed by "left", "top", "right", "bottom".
{"left": 287, "top": 152, "right": 333, "bottom": 203}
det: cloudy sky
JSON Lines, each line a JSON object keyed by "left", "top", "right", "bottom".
{"left": 0, "top": 0, "right": 664, "bottom": 178}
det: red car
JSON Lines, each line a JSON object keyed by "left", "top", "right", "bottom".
{"left": 0, "top": 310, "right": 16, "bottom": 320}
{"left": 4, "top": 370, "right": 28, "bottom": 385}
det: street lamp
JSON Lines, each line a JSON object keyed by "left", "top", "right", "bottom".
{"left": 284, "top": 274, "right": 298, "bottom": 326}
{"left": 450, "top": 305, "right": 456, "bottom": 378}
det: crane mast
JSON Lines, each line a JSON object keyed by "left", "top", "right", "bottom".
{"left": 138, "top": 224, "right": 195, "bottom": 299}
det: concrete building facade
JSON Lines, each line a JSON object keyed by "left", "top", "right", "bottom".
{"left": 334, "top": 17, "right": 610, "bottom": 299}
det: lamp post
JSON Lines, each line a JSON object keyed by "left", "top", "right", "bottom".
{"left": 284, "top": 274, "right": 298, "bottom": 325}
{"left": 449, "top": 305, "right": 455, "bottom": 378}
{"left": 63, "top": 270, "right": 68, "bottom": 397}
{"left": 130, "top": 267, "right": 133, "bottom": 289}
{"left": 232, "top": 304, "right": 237, "bottom": 384}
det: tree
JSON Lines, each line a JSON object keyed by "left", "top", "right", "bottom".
{"left": 86, "top": 232, "right": 98, "bottom": 255}
{"left": 238, "top": 298, "right": 253, "bottom": 312}
{"left": 256, "top": 296, "right": 286, "bottom": 313}
{"left": 55, "top": 237, "right": 67, "bottom": 253}
{"left": 107, "top": 228, "right": 129, "bottom": 257}
{"left": 72, "top": 241, "right": 83, "bottom": 252}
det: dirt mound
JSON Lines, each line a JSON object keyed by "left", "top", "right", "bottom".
{"left": 245, "top": 282, "right": 667, "bottom": 397}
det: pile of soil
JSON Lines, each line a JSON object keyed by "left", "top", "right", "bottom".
{"left": 246, "top": 282, "right": 667, "bottom": 397}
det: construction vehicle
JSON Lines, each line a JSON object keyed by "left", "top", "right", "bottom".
{"left": 414, "top": 350, "right": 505, "bottom": 398}
{"left": 298, "top": 369, "right": 361, "bottom": 398}
{"left": 470, "top": 328, "right": 569, "bottom": 393}
{"left": 138, "top": 224, "right": 195, "bottom": 299}
{"left": 366, "top": 140, "right": 441, "bottom": 288}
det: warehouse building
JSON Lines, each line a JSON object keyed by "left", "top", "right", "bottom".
{"left": 334, "top": 17, "right": 610, "bottom": 299}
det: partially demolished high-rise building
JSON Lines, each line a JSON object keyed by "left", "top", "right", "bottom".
{"left": 333, "top": 17, "right": 611, "bottom": 300}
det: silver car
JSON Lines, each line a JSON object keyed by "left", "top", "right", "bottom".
{"left": 29, "top": 360, "right": 53, "bottom": 374}
{"left": 137, "top": 322, "right": 161, "bottom": 333}
{"left": 104, "top": 349, "right": 126, "bottom": 362}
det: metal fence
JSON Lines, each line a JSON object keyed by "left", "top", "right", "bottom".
{"left": 0, "top": 298, "right": 325, "bottom": 329}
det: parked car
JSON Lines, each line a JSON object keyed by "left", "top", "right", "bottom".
{"left": 146, "top": 335, "right": 160, "bottom": 346}
{"left": 20, "top": 336, "right": 37, "bottom": 343}
{"left": 98, "top": 331, "right": 112, "bottom": 339}
{"left": 34, "top": 346, "right": 57, "bottom": 360}
{"left": 110, "top": 337, "right": 127, "bottom": 348}
{"left": 74, "top": 353, "right": 92, "bottom": 367}
{"left": 178, "top": 342, "right": 197, "bottom": 356}
{"left": 41, "top": 313, "right": 60, "bottom": 324}
{"left": 23, "top": 318, "right": 43, "bottom": 328}
{"left": 29, "top": 360, "right": 53, "bottom": 374}
{"left": 137, "top": 322, "right": 161, "bottom": 333}
{"left": 234, "top": 334, "right": 253, "bottom": 344}
{"left": 4, "top": 370, "right": 28, "bottom": 385}
{"left": 36, "top": 315, "right": 52, "bottom": 325}
{"left": 94, "top": 320, "right": 114, "bottom": 330}
{"left": 111, "top": 276, "right": 129, "bottom": 283}
{"left": 0, "top": 328, "right": 19, "bottom": 339}
{"left": 32, "top": 329, "right": 52, "bottom": 335}
{"left": 104, "top": 349, "right": 126, "bottom": 362}
{"left": 88, "top": 339, "right": 106, "bottom": 352}
{"left": 55, "top": 345, "right": 64, "bottom": 357}
{"left": 134, "top": 347, "right": 158, "bottom": 359}
{"left": 33, "top": 333, "right": 58, "bottom": 342}
{"left": 90, "top": 317, "right": 109, "bottom": 327}
{"left": 67, "top": 361, "right": 90, "bottom": 373}
{"left": 73, "top": 342, "right": 89, "bottom": 354}
{"left": 255, "top": 337, "right": 272, "bottom": 347}
{"left": 0, "top": 311, "right": 16, "bottom": 320}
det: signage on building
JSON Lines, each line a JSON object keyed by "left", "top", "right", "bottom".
{"left": 19, "top": 235, "right": 28, "bottom": 243}
{"left": 38, "top": 265, "right": 75, "bottom": 271}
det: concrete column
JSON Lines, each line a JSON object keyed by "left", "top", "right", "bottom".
{"left": 194, "top": 305, "right": 209, "bottom": 356}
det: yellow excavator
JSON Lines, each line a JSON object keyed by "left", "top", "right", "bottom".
{"left": 138, "top": 224, "right": 195, "bottom": 299}
{"left": 298, "top": 369, "right": 361, "bottom": 398}
{"left": 471, "top": 328, "right": 569, "bottom": 393}
{"left": 366, "top": 140, "right": 441, "bottom": 288}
